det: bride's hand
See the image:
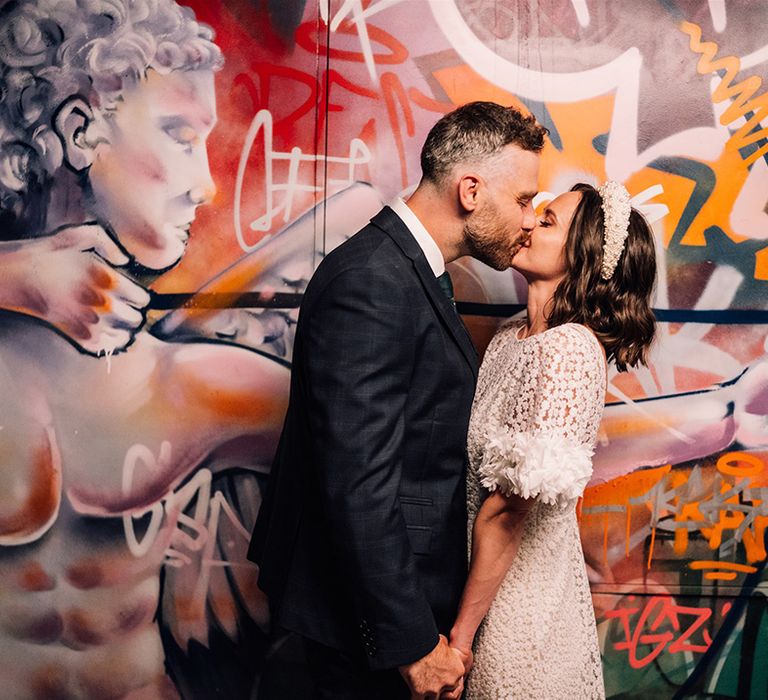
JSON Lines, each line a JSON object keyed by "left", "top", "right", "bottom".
{"left": 438, "top": 647, "right": 472, "bottom": 699}
{"left": 448, "top": 629, "right": 474, "bottom": 676}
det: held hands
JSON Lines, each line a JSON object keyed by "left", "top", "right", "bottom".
{"left": 446, "top": 628, "right": 474, "bottom": 699}
{"left": 440, "top": 647, "right": 473, "bottom": 700}
{"left": 1, "top": 225, "right": 150, "bottom": 355}
{"left": 399, "top": 634, "right": 466, "bottom": 700}
{"left": 451, "top": 642, "right": 474, "bottom": 678}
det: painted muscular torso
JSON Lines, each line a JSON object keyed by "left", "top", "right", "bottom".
{"left": 0, "top": 316, "right": 289, "bottom": 699}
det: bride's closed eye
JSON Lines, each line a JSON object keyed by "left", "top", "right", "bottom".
{"left": 538, "top": 218, "right": 552, "bottom": 228}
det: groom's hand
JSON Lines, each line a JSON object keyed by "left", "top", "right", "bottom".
{"left": 398, "top": 634, "right": 465, "bottom": 699}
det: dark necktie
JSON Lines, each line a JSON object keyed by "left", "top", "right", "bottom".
{"left": 437, "top": 271, "right": 456, "bottom": 309}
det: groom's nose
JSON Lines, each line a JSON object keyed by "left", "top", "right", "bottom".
{"left": 521, "top": 201, "right": 536, "bottom": 231}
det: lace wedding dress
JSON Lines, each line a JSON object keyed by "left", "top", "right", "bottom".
{"left": 465, "top": 322, "right": 606, "bottom": 699}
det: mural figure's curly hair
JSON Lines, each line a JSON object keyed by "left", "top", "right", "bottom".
{"left": 0, "top": 0, "right": 223, "bottom": 235}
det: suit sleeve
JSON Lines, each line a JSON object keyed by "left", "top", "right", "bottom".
{"left": 302, "top": 265, "right": 439, "bottom": 670}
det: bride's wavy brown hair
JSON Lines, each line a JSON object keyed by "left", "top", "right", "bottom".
{"left": 546, "top": 183, "right": 657, "bottom": 371}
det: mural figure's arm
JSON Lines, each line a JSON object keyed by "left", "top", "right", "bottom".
{"left": 594, "top": 358, "right": 768, "bottom": 480}
{"left": 120, "top": 340, "right": 292, "bottom": 663}
{"left": 0, "top": 224, "right": 150, "bottom": 355}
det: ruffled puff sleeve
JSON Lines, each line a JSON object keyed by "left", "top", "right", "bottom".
{"left": 477, "top": 429, "right": 594, "bottom": 508}
{"left": 477, "top": 325, "right": 606, "bottom": 508}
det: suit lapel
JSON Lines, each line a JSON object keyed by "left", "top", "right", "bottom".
{"left": 371, "top": 207, "right": 479, "bottom": 379}
{"left": 412, "top": 255, "right": 479, "bottom": 379}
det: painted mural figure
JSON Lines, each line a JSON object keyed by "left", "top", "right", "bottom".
{"left": 0, "top": 1, "right": 289, "bottom": 697}
{"left": 250, "top": 102, "right": 544, "bottom": 699}
{"left": 451, "top": 182, "right": 657, "bottom": 698}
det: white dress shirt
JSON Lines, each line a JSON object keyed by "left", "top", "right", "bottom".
{"left": 389, "top": 197, "right": 445, "bottom": 277}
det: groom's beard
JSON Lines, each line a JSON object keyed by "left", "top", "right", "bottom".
{"left": 463, "top": 198, "right": 520, "bottom": 272}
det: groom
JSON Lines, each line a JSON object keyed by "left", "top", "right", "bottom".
{"left": 249, "top": 102, "right": 546, "bottom": 699}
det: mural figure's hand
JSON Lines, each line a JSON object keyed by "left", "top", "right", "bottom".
{"left": 733, "top": 357, "right": 768, "bottom": 448}
{"left": 0, "top": 224, "right": 150, "bottom": 355}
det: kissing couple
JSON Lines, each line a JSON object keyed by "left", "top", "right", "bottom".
{"left": 250, "top": 101, "right": 657, "bottom": 700}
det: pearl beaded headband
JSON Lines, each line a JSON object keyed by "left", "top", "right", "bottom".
{"left": 597, "top": 180, "right": 632, "bottom": 280}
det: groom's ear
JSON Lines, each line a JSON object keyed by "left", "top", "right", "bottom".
{"left": 54, "top": 96, "right": 104, "bottom": 173}
{"left": 458, "top": 173, "right": 481, "bottom": 213}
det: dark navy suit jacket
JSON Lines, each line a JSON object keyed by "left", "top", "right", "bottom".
{"left": 248, "top": 206, "right": 478, "bottom": 670}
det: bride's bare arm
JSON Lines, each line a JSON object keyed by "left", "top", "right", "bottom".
{"left": 449, "top": 491, "right": 534, "bottom": 657}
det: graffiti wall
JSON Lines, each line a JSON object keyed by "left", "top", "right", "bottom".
{"left": 0, "top": 0, "right": 767, "bottom": 697}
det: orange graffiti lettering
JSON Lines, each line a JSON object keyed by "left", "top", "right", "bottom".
{"left": 690, "top": 560, "right": 758, "bottom": 581}
{"left": 716, "top": 451, "right": 765, "bottom": 478}
{"left": 681, "top": 21, "right": 768, "bottom": 167}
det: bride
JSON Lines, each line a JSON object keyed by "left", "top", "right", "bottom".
{"left": 450, "top": 181, "right": 657, "bottom": 698}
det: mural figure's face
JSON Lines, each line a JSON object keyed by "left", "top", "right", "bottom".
{"left": 462, "top": 144, "right": 539, "bottom": 271}
{"left": 88, "top": 69, "right": 217, "bottom": 271}
{"left": 512, "top": 189, "right": 581, "bottom": 283}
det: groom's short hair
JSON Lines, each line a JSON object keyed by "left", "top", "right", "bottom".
{"left": 420, "top": 102, "right": 547, "bottom": 186}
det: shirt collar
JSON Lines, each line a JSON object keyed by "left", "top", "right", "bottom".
{"left": 389, "top": 197, "right": 446, "bottom": 277}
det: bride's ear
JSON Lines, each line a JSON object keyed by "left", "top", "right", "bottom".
{"left": 458, "top": 173, "right": 481, "bottom": 214}
{"left": 54, "top": 97, "right": 105, "bottom": 173}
